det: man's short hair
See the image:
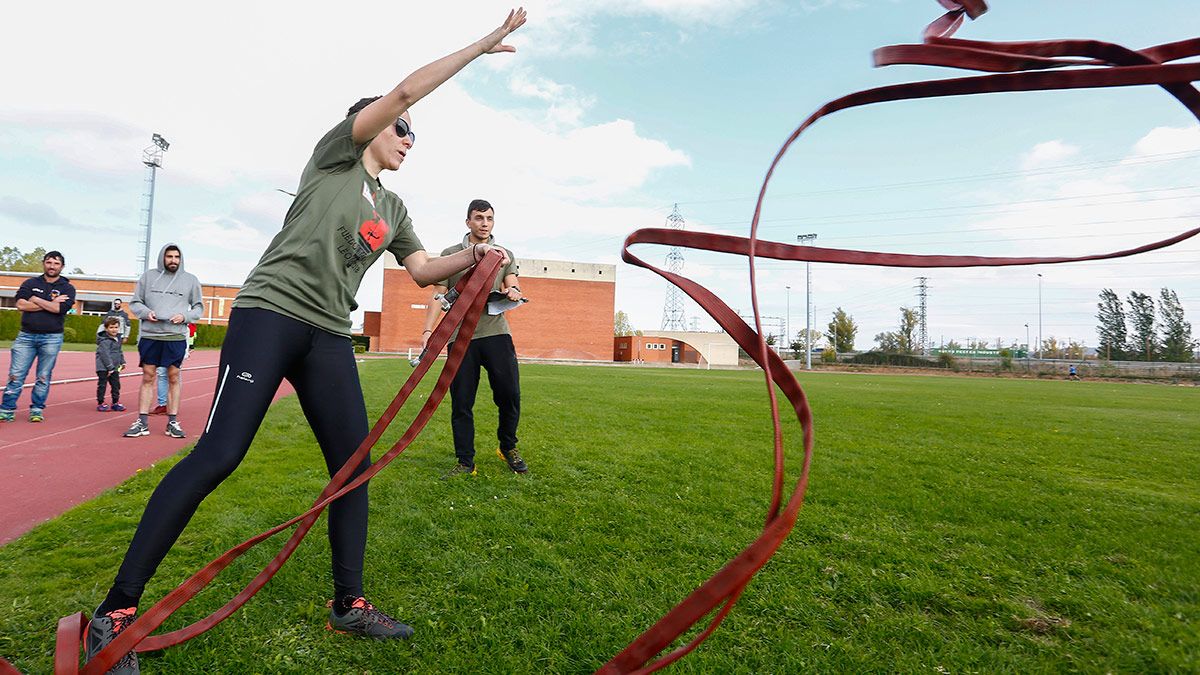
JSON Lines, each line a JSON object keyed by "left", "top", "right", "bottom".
{"left": 164, "top": 245, "right": 180, "bottom": 257}
{"left": 467, "top": 199, "right": 493, "bottom": 219}
{"left": 43, "top": 250, "right": 64, "bottom": 264}
{"left": 347, "top": 96, "right": 382, "bottom": 117}
{"left": 103, "top": 316, "right": 121, "bottom": 327}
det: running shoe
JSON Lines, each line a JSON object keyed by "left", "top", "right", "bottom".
{"left": 326, "top": 597, "right": 413, "bottom": 640}
{"left": 0, "top": 410, "right": 12, "bottom": 422}
{"left": 29, "top": 410, "right": 44, "bottom": 423}
{"left": 496, "top": 447, "right": 529, "bottom": 474}
{"left": 441, "top": 463, "right": 477, "bottom": 480}
{"left": 97, "top": 403, "right": 111, "bottom": 412}
{"left": 85, "top": 606, "right": 140, "bottom": 674}
{"left": 112, "top": 403, "right": 127, "bottom": 412}
{"left": 150, "top": 405, "right": 167, "bottom": 415}
{"left": 165, "top": 420, "right": 186, "bottom": 438}
{"left": 123, "top": 419, "right": 150, "bottom": 438}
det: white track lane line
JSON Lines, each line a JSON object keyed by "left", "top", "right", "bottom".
{"left": 0, "top": 389, "right": 223, "bottom": 451}
{"left": 39, "top": 373, "right": 219, "bottom": 409}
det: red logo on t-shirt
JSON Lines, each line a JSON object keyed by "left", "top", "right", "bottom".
{"left": 358, "top": 217, "right": 389, "bottom": 253}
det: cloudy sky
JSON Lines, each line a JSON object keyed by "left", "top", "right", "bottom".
{"left": 2, "top": 0, "right": 1198, "bottom": 351}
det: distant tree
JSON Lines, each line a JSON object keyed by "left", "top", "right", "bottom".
{"left": 897, "top": 307, "right": 919, "bottom": 355}
{"left": 874, "top": 331, "right": 900, "bottom": 353}
{"left": 1127, "top": 291, "right": 1158, "bottom": 361}
{"left": 613, "top": 310, "right": 634, "bottom": 337}
{"left": 825, "top": 307, "right": 857, "bottom": 353}
{"left": 967, "top": 338, "right": 990, "bottom": 351}
{"left": 1065, "top": 339, "right": 1084, "bottom": 360}
{"left": 1158, "top": 288, "right": 1195, "bottom": 362}
{"left": 1096, "top": 288, "right": 1127, "bottom": 361}
{"left": 765, "top": 333, "right": 777, "bottom": 347}
{"left": 790, "top": 329, "right": 823, "bottom": 354}
{"left": 944, "top": 339, "right": 963, "bottom": 350}
{"left": 1040, "top": 336, "right": 1062, "bottom": 359}
{"left": 0, "top": 246, "right": 84, "bottom": 275}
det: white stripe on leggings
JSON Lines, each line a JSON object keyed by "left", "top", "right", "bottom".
{"left": 205, "top": 365, "right": 230, "bottom": 434}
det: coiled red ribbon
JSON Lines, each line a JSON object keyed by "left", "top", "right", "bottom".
{"left": 598, "top": 2, "right": 1200, "bottom": 673}
{"left": 2, "top": 2, "right": 1197, "bottom": 673}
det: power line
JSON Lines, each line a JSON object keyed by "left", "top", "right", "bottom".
{"left": 668, "top": 148, "right": 1200, "bottom": 209}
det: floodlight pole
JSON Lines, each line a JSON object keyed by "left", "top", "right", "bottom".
{"left": 1025, "top": 323, "right": 1030, "bottom": 370}
{"left": 797, "top": 234, "right": 817, "bottom": 369}
{"left": 785, "top": 285, "right": 791, "bottom": 359}
{"left": 138, "top": 133, "right": 170, "bottom": 272}
{"left": 1037, "top": 273, "right": 1043, "bottom": 360}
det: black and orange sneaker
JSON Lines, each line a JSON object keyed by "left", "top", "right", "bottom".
{"left": 326, "top": 597, "right": 413, "bottom": 640}
{"left": 496, "top": 447, "right": 529, "bottom": 474}
{"left": 440, "top": 463, "right": 477, "bottom": 480}
{"left": 85, "top": 606, "right": 139, "bottom": 674}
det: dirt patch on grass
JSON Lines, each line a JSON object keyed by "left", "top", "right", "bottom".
{"left": 1013, "top": 599, "right": 1072, "bottom": 635}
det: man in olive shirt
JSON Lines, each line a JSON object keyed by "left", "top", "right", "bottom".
{"left": 422, "top": 199, "right": 526, "bottom": 477}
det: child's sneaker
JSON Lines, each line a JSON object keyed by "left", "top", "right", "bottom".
{"left": 123, "top": 419, "right": 150, "bottom": 437}
{"left": 85, "top": 606, "right": 139, "bottom": 674}
{"left": 97, "top": 403, "right": 111, "bottom": 412}
{"left": 326, "top": 597, "right": 413, "bottom": 640}
{"left": 112, "top": 403, "right": 127, "bottom": 412}
{"left": 29, "top": 410, "right": 44, "bottom": 423}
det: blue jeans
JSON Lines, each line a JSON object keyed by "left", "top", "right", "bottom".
{"left": 2, "top": 331, "right": 65, "bottom": 413}
{"left": 156, "top": 367, "right": 168, "bottom": 406}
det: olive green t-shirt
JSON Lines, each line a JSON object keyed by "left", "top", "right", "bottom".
{"left": 235, "top": 114, "right": 424, "bottom": 337}
{"left": 440, "top": 236, "right": 518, "bottom": 342}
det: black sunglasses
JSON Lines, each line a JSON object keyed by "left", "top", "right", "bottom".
{"left": 394, "top": 118, "right": 416, "bottom": 144}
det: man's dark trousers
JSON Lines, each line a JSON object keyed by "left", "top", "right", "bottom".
{"left": 449, "top": 334, "right": 520, "bottom": 468}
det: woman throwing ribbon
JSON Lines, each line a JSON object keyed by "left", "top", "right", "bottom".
{"left": 86, "top": 9, "right": 527, "bottom": 674}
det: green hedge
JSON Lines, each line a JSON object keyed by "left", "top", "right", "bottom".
{"left": 194, "top": 323, "right": 228, "bottom": 348}
{"left": 845, "top": 351, "right": 945, "bottom": 368}
{"left": 0, "top": 310, "right": 228, "bottom": 348}
{"left": 0, "top": 310, "right": 20, "bottom": 340}
{"left": 0, "top": 311, "right": 110, "bottom": 342}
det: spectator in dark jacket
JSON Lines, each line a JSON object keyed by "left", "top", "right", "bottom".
{"left": 96, "top": 299, "right": 131, "bottom": 342}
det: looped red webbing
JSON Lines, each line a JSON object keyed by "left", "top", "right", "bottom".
{"left": 3, "top": 3, "right": 1198, "bottom": 673}
{"left": 597, "top": 5, "right": 1199, "bottom": 674}
{"left": 60, "top": 251, "right": 506, "bottom": 674}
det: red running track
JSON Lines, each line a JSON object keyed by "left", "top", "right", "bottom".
{"left": 0, "top": 348, "right": 293, "bottom": 545}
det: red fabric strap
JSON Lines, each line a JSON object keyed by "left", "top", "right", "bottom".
{"left": 1, "top": 2, "right": 1196, "bottom": 672}
{"left": 598, "top": 6, "right": 1199, "bottom": 674}
{"left": 71, "top": 251, "right": 506, "bottom": 674}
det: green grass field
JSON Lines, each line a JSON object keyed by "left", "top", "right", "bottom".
{"left": 1, "top": 363, "right": 1197, "bottom": 673}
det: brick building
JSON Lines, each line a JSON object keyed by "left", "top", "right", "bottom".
{"left": 613, "top": 331, "right": 740, "bottom": 367}
{"left": 367, "top": 256, "right": 616, "bottom": 361}
{"left": 0, "top": 270, "right": 240, "bottom": 324}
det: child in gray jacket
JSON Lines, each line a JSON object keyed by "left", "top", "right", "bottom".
{"left": 96, "top": 317, "right": 127, "bottom": 412}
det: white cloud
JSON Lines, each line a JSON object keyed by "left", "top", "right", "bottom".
{"left": 1020, "top": 140, "right": 1080, "bottom": 170}
{"left": 181, "top": 216, "right": 272, "bottom": 252}
{"left": 1129, "top": 125, "right": 1200, "bottom": 158}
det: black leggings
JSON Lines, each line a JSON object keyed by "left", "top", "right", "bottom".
{"left": 108, "top": 307, "right": 371, "bottom": 606}
{"left": 96, "top": 370, "right": 121, "bottom": 404}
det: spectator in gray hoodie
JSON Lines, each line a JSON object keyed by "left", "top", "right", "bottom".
{"left": 123, "top": 243, "right": 203, "bottom": 439}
